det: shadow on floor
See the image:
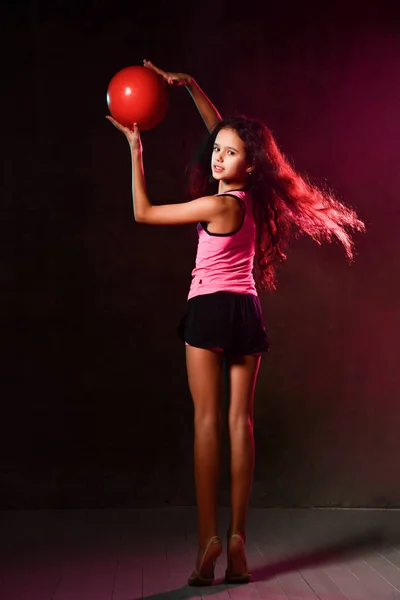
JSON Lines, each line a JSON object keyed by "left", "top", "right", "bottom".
{"left": 135, "top": 528, "right": 393, "bottom": 600}
{"left": 251, "top": 528, "right": 387, "bottom": 582}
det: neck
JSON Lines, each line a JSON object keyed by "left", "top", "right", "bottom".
{"left": 218, "top": 179, "right": 246, "bottom": 194}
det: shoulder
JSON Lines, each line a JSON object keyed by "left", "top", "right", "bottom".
{"left": 195, "top": 194, "right": 239, "bottom": 213}
{"left": 216, "top": 192, "right": 248, "bottom": 213}
{"left": 216, "top": 190, "right": 251, "bottom": 202}
{"left": 193, "top": 194, "right": 230, "bottom": 212}
{"left": 215, "top": 192, "right": 245, "bottom": 204}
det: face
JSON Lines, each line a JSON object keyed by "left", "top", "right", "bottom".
{"left": 211, "top": 127, "right": 252, "bottom": 184}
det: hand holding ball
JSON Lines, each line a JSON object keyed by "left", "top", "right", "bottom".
{"left": 106, "top": 66, "right": 168, "bottom": 130}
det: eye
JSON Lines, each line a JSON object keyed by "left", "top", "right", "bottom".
{"left": 213, "top": 146, "right": 219, "bottom": 153}
{"left": 228, "top": 150, "right": 235, "bottom": 156}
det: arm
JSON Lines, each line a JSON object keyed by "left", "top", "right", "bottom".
{"left": 106, "top": 118, "right": 229, "bottom": 225}
{"left": 185, "top": 77, "right": 222, "bottom": 133}
{"left": 143, "top": 60, "right": 222, "bottom": 133}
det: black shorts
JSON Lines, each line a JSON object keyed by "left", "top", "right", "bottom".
{"left": 177, "top": 291, "right": 269, "bottom": 356}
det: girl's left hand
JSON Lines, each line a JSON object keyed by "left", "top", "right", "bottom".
{"left": 143, "top": 59, "right": 191, "bottom": 87}
{"left": 106, "top": 117, "right": 142, "bottom": 154}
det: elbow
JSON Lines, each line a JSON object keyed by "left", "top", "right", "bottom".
{"left": 134, "top": 211, "right": 146, "bottom": 223}
{"left": 133, "top": 204, "right": 153, "bottom": 223}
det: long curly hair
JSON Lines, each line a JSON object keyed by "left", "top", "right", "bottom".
{"left": 188, "top": 116, "right": 365, "bottom": 291}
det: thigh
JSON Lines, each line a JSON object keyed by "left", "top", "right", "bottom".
{"left": 186, "top": 345, "right": 224, "bottom": 418}
{"left": 228, "top": 354, "right": 262, "bottom": 423}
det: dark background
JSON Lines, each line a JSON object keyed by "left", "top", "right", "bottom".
{"left": 1, "top": 0, "right": 400, "bottom": 508}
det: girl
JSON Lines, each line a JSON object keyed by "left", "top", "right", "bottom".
{"left": 106, "top": 60, "right": 365, "bottom": 587}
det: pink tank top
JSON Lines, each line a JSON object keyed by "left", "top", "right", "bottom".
{"left": 188, "top": 190, "right": 257, "bottom": 300}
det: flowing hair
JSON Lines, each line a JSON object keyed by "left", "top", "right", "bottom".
{"left": 188, "top": 116, "right": 365, "bottom": 291}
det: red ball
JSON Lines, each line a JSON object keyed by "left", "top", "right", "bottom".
{"left": 106, "top": 66, "right": 168, "bottom": 130}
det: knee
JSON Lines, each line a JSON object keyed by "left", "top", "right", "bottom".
{"left": 194, "top": 410, "right": 222, "bottom": 431}
{"left": 228, "top": 411, "right": 252, "bottom": 432}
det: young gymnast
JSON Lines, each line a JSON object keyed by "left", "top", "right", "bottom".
{"left": 106, "top": 59, "right": 364, "bottom": 586}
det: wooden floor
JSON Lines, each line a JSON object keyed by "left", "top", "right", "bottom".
{"left": 1, "top": 507, "right": 400, "bottom": 599}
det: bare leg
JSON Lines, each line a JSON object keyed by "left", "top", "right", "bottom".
{"left": 186, "top": 345, "right": 224, "bottom": 550}
{"left": 228, "top": 354, "right": 261, "bottom": 538}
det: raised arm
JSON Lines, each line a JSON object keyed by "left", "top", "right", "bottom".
{"left": 143, "top": 59, "right": 222, "bottom": 133}
{"left": 106, "top": 118, "right": 231, "bottom": 225}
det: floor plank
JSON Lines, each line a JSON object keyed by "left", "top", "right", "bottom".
{"left": 1, "top": 508, "right": 400, "bottom": 600}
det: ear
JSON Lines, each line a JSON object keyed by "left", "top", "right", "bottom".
{"left": 246, "top": 166, "right": 253, "bottom": 174}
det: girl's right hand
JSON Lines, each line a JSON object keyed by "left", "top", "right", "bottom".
{"left": 143, "top": 59, "right": 191, "bottom": 87}
{"left": 105, "top": 117, "right": 142, "bottom": 154}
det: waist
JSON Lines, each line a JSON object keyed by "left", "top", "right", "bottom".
{"left": 188, "top": 272, "right": 257, "bottom": 300}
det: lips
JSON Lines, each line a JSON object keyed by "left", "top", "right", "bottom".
{"left": 213, "top": 165, "right": 224, "bottom": 172}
